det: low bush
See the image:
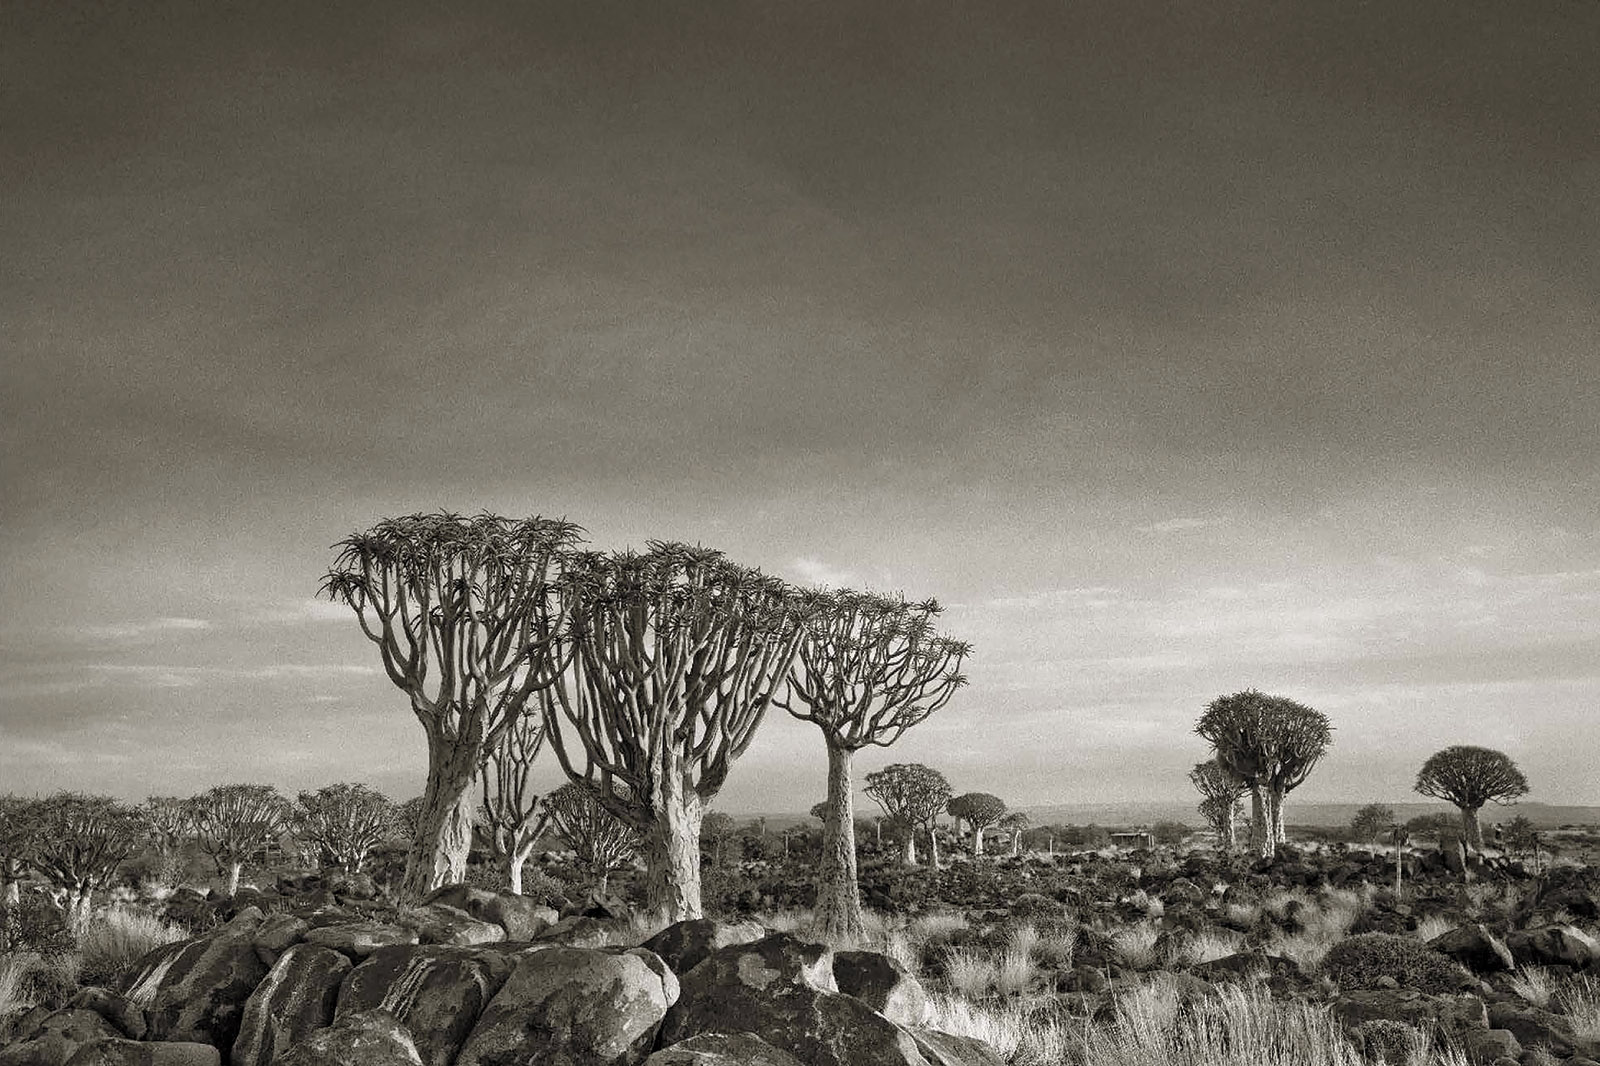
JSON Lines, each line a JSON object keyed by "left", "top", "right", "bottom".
{"left": 1321, "top": 932, "right": 1473, "bottom": 993}
{"left": 76, "top": 909, "right": 189, "bottom": 990}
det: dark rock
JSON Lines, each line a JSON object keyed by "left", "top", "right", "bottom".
{"left": 395, "top": 905, "right": 505, "bottom": 948}
{"left": 639, "top": 919, "right": 767, "bottom": 977}
{"left": 141, "top": 911, "right": 272, "bottom": 1049}
{"left": 62, "top": 989, "right": 145, "bottom": 1040}
{"left": 304, "top": 922, "right": 419, "bottom": 959}
{"left": 62, "top": 1040, "right": 220, "bottom": 1066}
{"left": 328, "top": 873, "right": 380, "bottom": 902}
{"left": 1506, "top": 925, "right": 1599, "bottom": 970}
{"left": 231, "top": 943, "right": 352, "bottom": 1066}
{"left": 643, "top": 1033, "right": 805, "bottom": 1065}
{"left": 1461, "top": 1028, "right": 1522, "bottom": 1065}
{"left": 1332, "top": 990, "right": 1488, "bottom": 1033}
{"left": 0, "top": 1010, "right": 123, "bottom": 1066}
{"left": 833, "top": 950, "right": 928, "bottom": 1027}
{"left": 251, "top": 914, "right": 310, "bottom": 967}
{"left": 1430, "top": 925, "right": 1516, "bottom": 974}
{"left": 1484, "top": 1001, "right": 1572, "bottom": 1055}
{"left": 272, "top": 1008, "right": 424, "bottom": 1066}
{"left": 421, "top": 885, "right": 557, "bottom": 940}
{"left": 335, "top": 946, "right": 512, "bottom": 1066}
{"left": 533, "top": 915, "right": 621, "bottom": 949}
{"left": 910, "top": 1029, "right": 1007, "bottom": 1066}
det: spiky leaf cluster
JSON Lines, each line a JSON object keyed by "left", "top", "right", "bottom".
{"left": 545, "top": 781, "right": 637, "bottom": 877}
{"left": 1414, "top": 746, "right": 1529, "bottom": 810}
{"left": 864, "top": 763, "right": 952, "bottom": 831}
{"left": 947, "top": 792, "right": 1007, "bottom": 831}
{"left": 295, "top": 783, "right": 395, "bottom": 872}
{"left": 29, "top": 793, "right": 146, "bottom": 891}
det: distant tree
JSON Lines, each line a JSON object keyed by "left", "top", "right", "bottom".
{"left": 141, "top": 796, "right": 193, "bottom": 882}
{"left": 1414, "top": 746, "right": 1529, "bottom": 854}
{"left": 295, "top": 784, "right": 394, "bottom": 874}
{"left": 1189, "top": 759, "right": 1247, "bottom": 851}
{"left": 1349, "top": 803, "right": 1397, "bottom": 844}
{"left": 775, "top": 590, "right": 969, "bottom": 939}
{"left": 29, "top": 793, "right": 145, "bottom": 918}
{"left": 545, "top": 782, "right": 637, "bottom": 896}
{"left": 1502, "top": 814, "right": 1539, "bottom": 859}
{"left": 322, "top": 512, "right": 581, "bottom": 894}
{"left": 189, "top": 784, "right": 290, "bottom": 895}
{"left": 947, "top": 793, "right": 1008, "bottom": 857}
{"left": 0, "top": 794, "right": 41, "bottom": 909}
{"left": 864, "top": 764, "right": 953, "bottom": 869}
{"left": 1404, "top": 812, "right": 1460, "bottom": 840}
{"left": 545, "top": 544, "right": 809, "bottom": 921}
{"left": 479, "top": 710, "right": 552, "bottom": 895}
{"left": 701, "top": 812, "right": 740, "bottom": 869}
{"left": 809, "top": 801, "right": 829, "bottom": 825}
{"left": 1195, "top": 690, "right": 1332, "bottom": 859}
{"left": 999, "top": 811, "right": 1031, "bottom": 856}
{"left": 395, "top": 796, "right": 427, "bottom": 844}
{"left": 1151, "top": 820, "right": 1191, "bottom": 847}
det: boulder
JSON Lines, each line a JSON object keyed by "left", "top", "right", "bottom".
{"left": 63, "top": 1040, "right": 220, "bottom": 1066}
{"left": 328, "top": 873, "right": 380, "bottom": 902}
{"left": 1506, "top": 925, "right": 1600, "bottom": 970}
{"left": 1460, "top": 1028, "right": 1522, "bottom": 1065}
{"left": 395, "top": 906, "right": 505, "bottom": 948}
{"left": 910, "top": 1030, "right": 1007, "bottom": 1066}
{"left": 420, "top": 885, "right": 557, "bottom": 940}
{"left": 141, "top": 912, "right": 272, "bottom": 1049}
{"left": 231, "top": 943, "right": 352, "bottom": 1066}
{"left": 304, "top": 923, "right": 419, "bottom": 959}
{"left": 335, "top": 946, "right": 512, "bottom": 1066}
{"left": 455, "top": 947, "right": 676, "bottom": 1066}
{"left": 1332, "top": 990, "right": 1488, "bottom": 1033}
{"left": 641, "top": 920, "right": 768, "bottom": 979}
{"left": 832, "top": 950, "right": 929, "bottom": 1027}
{"left": 251, "top": 915, "right": 310, "bottom": 967}
{"left": 1429, "top": 925, "right": 1515, "bottom": 974}
{"left": 534, "top": 916, "right": 620, "bottom": 949}
{"left": 272, "top": 1009, "right": 424, "bottom": 1066}
{"left": 119, "top": 943, "right": 190, "bottom": 1004}
{"left": 62, "top": 989, "right": 145, "bottom": 1040}
{"left": 644, "top": 1034, "right": 805, "bottom": 1065}
{"left": 1484, "top": 1001, "right": 1573, "bottom": 1056}
{"left": 0, "top": 1010, "right": 123, "bottom": 1066}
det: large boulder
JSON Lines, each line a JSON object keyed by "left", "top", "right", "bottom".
{"left": 395, "top": 906, "right": 505, "bottom": 948}
{"left": 534, "top": 916, "right": 621, "bottom": 949}
{"left": 0, "top": 1010, "right": 123, "bottom": 1066}
{"left": 832, "top": 950, "right": 928, "bottom": 1027}
{"left": 643, "top": 1034, "right": 805, "bottom": 1065}
{"left": 335, "top": 946, "right": 512, "bottom": 1066}
{"left": 1506, "top": 925, "right": 1600, "bottom": 970}
{"left": 1332, "top": 990, "right": 1488, "bottom": 1034}
{"left": 62, "top": 990, "right": 145, "bottom": 1040}
{"left": 910, "top": 1030, "right": 1008, "bottom": 1066}
{"left": 251, "top": 915, "right": 311, "bottom": 967}
{"left": 304, "top": 923, "right": 420, "bottom": 959}
{"left": 1484, "top": 1000, "right": 1574, "bottom": 1056}
{"left": 62, "top": 1041, "right": 220, "bottom": 1066}
{"left": 455, "top": 947, "right": 676, "bottom": 1066}
{"left": 1428, "top": 925, "right": 1515, "bottom": 974}
{"left": 231, "top": 943, "right": 353, "bottom": 1066}
{"left": 272, "top": 1009, "right": 424, "bottom": 1066}
{"left": 141, "top": 911, "right": 272, "bottom": 1049}
{"left": 640, "top": 920, "right": 768, "bottom": 978}
{"left": 421, "top": 886, "right": 558, "bottom": 941}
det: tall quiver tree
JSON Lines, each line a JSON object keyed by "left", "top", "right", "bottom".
{"left": 322, "top": 512, "right": 582, "bottom": 895}
{"left": 142, "top": 796, "right": 193, "bottom": 883}
{"left": 948, "top": 793, "right": 1007, "bottom": 857}
{"left": 865, "top": 764, "right": 953, "bottom": 869}
{"left": 479, "top": 710, "right": 551, "bottom": 895}
{"left": 545, "top": 543, "right": 808, "bottom": 921}
{"left": 1414, "top": 745, "right": 1529, "bottom": 855}
{"left": 30, "top": 793, "right": 145, "bottom": 919}
{"left": 295, "top": 784, "right": 394, "bottom": 873}
{"left": 190, "top": 784, "right": 289, "bottom": 894}
{"left": 774, "top": 590, "right": 969, "bottom": 939}
{"left": 1195, "top": 690, "right": 1330, "bottom": 860}
{"left": 1189, "top": 759, "right": 1247, "bottom": 852}
{"left": 546, "top": 782, "right": 637, "bottom": 896}
{"left": 0, "top": 794, "right": 40, "bottom": 910}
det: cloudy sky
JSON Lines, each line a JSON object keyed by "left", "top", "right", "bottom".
{"left": 3, "top": 0, "right": 1597, "bottom": 814}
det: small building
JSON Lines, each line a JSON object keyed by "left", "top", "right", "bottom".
{"left": 1109, "top": 831, "right": 1154, "bottom": 850}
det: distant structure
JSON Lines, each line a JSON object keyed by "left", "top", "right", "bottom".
{"left": 1109, "top": 830, "right": 1154, "bottom": 850}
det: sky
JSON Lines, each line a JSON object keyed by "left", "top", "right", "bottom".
{"left": 3, "top": 0, "right": 1598, "bottom": 815}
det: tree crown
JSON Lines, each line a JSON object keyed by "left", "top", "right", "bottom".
{"left": 1414, "top": 745, "right": 1529, "bottom": 809}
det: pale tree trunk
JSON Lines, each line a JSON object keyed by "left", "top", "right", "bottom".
{"left": 2, "top": 878, "right": 18, "bottom": 907}
{"left": 225, "top": 862, "right": 243, "bottom": 896}
{"left": 508, "top": 833, "right": 538, "bottom": 896}
{"left": 70, "top": 884, "right": 94, "bottom": 925}
{"left": 1250, "top": 784, "right": 1275, "bottom": 860}
{"left": 404, "top": 734, "right": 480, "bottom": 896}
{"left": 928, "top": 822, "right": 941, "bottom": 870}
{"left": 972, "top": 826, "right": 985, "bottom": 857}
{"left": 815, "top": 742, "right": 865, "bottom": 941}
{"left": 1460, "top": 806, "right": 1483, "bottom": 855}
{"left": 597, "top": 868, "right": 611, "bottom": 897}
{"left": 644, "top": 758, "right": 704, "bottom": 922}
{"left": 1011, "top": 833, "right": 1022, "bottom": 857}
{"left": 1221, "top": 802, "right": 1238, "bottom": 852}
{"left": 901, "top": 826, "right": 917, "bottom": 867}
{"left": 1270, "top": 785, "right": 1287, "bottom": 845}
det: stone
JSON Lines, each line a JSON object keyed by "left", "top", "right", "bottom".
{"left": 1332, "top": 990, "right": 1488, "bottom": 1033}
{"left": 63, "top": 1040, "right": 220, "bottom": 1066}
{"left": 118, "top": 942, "right": 190, "bottom": 1004}
{"left": 251, "top": 914, "right": 310, "bottom": 967}
{"left": 1461, "top": 1028, "right": 1522, "bottom": 1065}
{"left": 141, "top": 915, "right": 272, "bottom": 1050}
{"left": 533, "top": 915, "right": 620, "bottom": 949}
{"left": 395, "top": 905, "right": 505, "bottom": 948}
{"left": 1484, "top": 1001, "right": 1573, "bottom": 1056}
{"left": 833, "top": 950, "right": 929, "bottom": 1027}
{"left": 421, "top": 885, "right": 557, "bottom": 940}
{"left": 334, "top": 945, "right": 511, "bottom": 1066}
{"left": 1506, "top": 925, "right": 1600, "bottom": 970}
{"left": 640, "top": 919, "right": 769, "bottom": 978}
{"left": 304, "top": 922, "right": 419, "bottom": 959}
{"left": 1430, "top": 925, "right": 1516, "bottom": 974}
{"left": 910, "top": 1029, "right": 1008, "bottom": 1066}
{"left": 455, "top": 946, "right": 675, "bottom": 1066}
{"left": 329, "top": 873, "right": 380, "bottom": 901}
{"left": 0, "top": 1010, "right": 123, "bottom": 1066}
{"left": 62, "top": 989, "right": 145, "bottom": 1040}
{"left": 272, "top": 1008, "right": 424, "bottom": 1066}
{"left": 231, "top": 943, "right": 353, "bottom": 1066}
{"left": 644, "top": 1033, "right": 806, "bottom": 1065}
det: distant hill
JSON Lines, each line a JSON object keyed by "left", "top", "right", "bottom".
{"left": 1018, "top": 800, "right": 1600, "bottom": 830}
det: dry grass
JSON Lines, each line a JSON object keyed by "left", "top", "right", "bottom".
{"left": 0, "top": 953, "right": 35, "bottom": 1041}
{"left": 1224, "top": 901, "right": 1262, "bottom": 927}
{"left": 942, "top": 946, "right": 998, "bottom": 998}
{"left": 76, "top": 909, "right": 188, "bottom": 988}
{"left": 1508, "top": 966, "right": 1556, "bottom": 1009}
{"left": 1558, "top": 975, "right": 1600, "bottom": 1039}
{"left": 1170, "top": 928, "right": 1245, "bottom": 967}
{"left": 1111, "top": 922, "right": 1161, "bottom": 971}
{"left": 925, "top": 992, "right": 1069, "bottom": 1066}
{"left": 1412, "top": 915, "right": 1456, "bottom": 942}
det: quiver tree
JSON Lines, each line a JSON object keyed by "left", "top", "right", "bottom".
{"left": 1349, "top": 803, "right": 1397, "bottom": 844}
{"left": 999, "top": 811, "right": 1030, "bottom": 856}
{"left": 774, "top": 589, "right": 969, "bottom": 939}
{"left": 30, "top": 793, "right": 144, "bottom": 919}
{"left": 1414, "top": 745, "right": 1529, "bottom": 855}
{"left": 295, "top": 784, "right": 395, "bottom": 874}
{"left": 322, "top": 512, "right": 582, "bottom": 895}
{"left": 0, "top": 794, "right": 40, "bottom": 910}
{"left": 1188, "top": 759, "right": 1247, "bottom": 852}
{"left": 864, "top": 763, "right": 953, "bottom": 869}
{"left": 189, "top": 784, "right": 289, "bottom": 895}
{"left": 545, "top": 781, "right": 638, "bottom": 896}
{"left": 1195, "top": 690, "right": 1331, "bottom": 859}
{"left": 479, "top": 710, "right": 552, "bottom": 894}
{"left": 947, "top": 793, "right": 1007, "bottom": 857}
{"left": 545, "top": 543, "right": 809, "bottom": 921}
{"left": 141, "top": 796, "right": 193, "bottom": 880}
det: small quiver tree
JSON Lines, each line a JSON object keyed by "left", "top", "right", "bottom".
{"left": 999, "top": 811, "right": 1030, "bottom": 857}
{"left": 1349, "top": 803, "right": 1397, "bottom": 844}
{"left": 545, "top": 782, "right": 637, "bottom": 897}
{"left": 545, "top": 543, "right": 809, "bottom": 921}
{"left": 322, "top": 513, "right": 582, "bottom": 895}
{"left": 864, "top": 763, "right": 953, "bottom": 869}
{"left": 775, "top": 589, "right": 969, "bottom": 939}
{"left": 141, "top": 796, "right": 193, "bottom": 885}
{"left": 947, "top": 793, "right": 1007, "bottom": 857}
{"left": 1414, "top": 745, "right": 1529, "bottom": 856}
{"left": 0, "top": 794, "right": 40, "bottom": 911}
{"left": 29, "top": 793, "right": 145, "bottom": 921}
{"left": 295, "top": 783, "right": 394, "bottom": 874}
{"left": 1189, "top": 759, "right": 1247, "bottom": 852}
{"left": 189, "top": 784, "right": 289, "bottom": 895}
{"left": 479, "top": 710, "right": 552, "bottom": 895}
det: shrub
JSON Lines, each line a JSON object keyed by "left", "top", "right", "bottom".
{"left": 3, "top": 895, "right": 74, "bottom": 956}
{"left": 1321, "top": 933, "right": 1473, "bottom": 993}
{"left": 1559, "top": 975, "right": 1600, "bottom": 1040}
{"left": 1111, "top": 922, "right": 1161, "bottom": 971}
{"left": 1352, "top": 1019, "right": 1428, "bottom": 1065}
{"left": 76, "top": 909, "right": 189, "bottom": 990}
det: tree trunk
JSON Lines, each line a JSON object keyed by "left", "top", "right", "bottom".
{"left": 2, "top": 878, "right": 17, "bottom": 907}
{"left": 404, "top": 734, "right": 480, "bottom": 896}
{"left": 1011, "top": 832, "right": 1021, "bottom": 857}
{"left": 1221, "top": 801, "right": 1238, "bottom": 852}
{"left": 1270, "top": 785, "right": 1287, "bottom": 845}
{"left": 1461, "top": 806, "right": 1484, "bottom": 855}
{"left": 224, "top": 861, "right": 243, "bottom": 896}
{"left": 597, "top": 868, "right": 610, "bottom": 897}
{"left": 508, "top": 833, "right": 537, "bottom": 895}
{"left": 901, "top": 826, "right": 917, "bottom": 867}
{"left": 644, "top": 764, "right": 704, "bottom": 922}
{"left": 928, "top": 823, "right": 941, "bottom": 871}
{"left": 70, "top": 884, "right": 94, "bottom": 924}
{"left": 1250, "top": 784, "right": 1275, "bottom": 860}
{"left": 815, "top": 742, "right": 865, "bottom": 942}
{"left": 972, "top": 826, "right": 985, "bottom": 857}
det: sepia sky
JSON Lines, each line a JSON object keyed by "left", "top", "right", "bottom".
{"left": 3, "top": 0, "right": 1598, "bottom": 814}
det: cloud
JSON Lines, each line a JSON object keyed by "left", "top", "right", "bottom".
{"left": 786, "top": 557, "right": 861, "bottom": 589}
{"left": 1134, "top": 517, "right": 1228, "bottom": 534}
{"left": 75, "top": 617, "right": 213, "bottom": 641}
